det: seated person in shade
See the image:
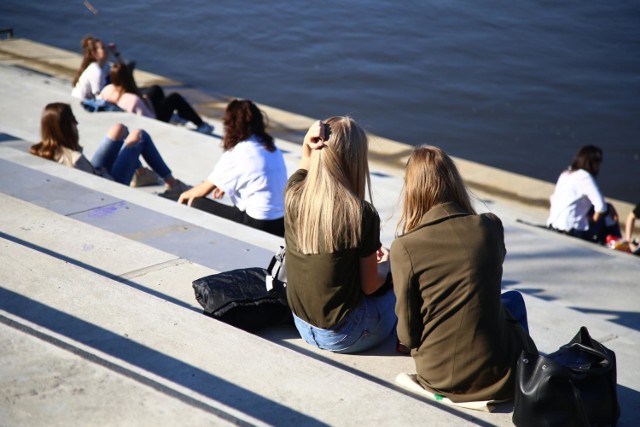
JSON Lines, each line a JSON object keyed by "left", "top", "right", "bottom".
{"left": 99, "top": 63, "right": 214, "bottom": 134}
{"left": 284, "top": 117, "right": 396, "bottom": 354}
{"left": 390, "top": 145, "right": 537, "bottom": 403}
{"left": 30, "top": 102, "right": 187, "bottom": 193}
{"left": 625, "top": 202, "right": 640, "bottom": 255}
{"left": 547, "top": 145, "right": 621, "bottom": 243}
{"left": 176, "top": 99, "right": 287, "bottom": 237}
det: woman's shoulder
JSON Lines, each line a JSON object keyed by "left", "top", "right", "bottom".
{"left": 56, "top": 146, "right": 90, "bottom": 169}
{"left": 361, "top": 200, "right": 380, "bottom": 218}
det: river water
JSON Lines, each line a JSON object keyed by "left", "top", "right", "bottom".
{"left": 1, "top": 1, "right": 638, "bottom": 203}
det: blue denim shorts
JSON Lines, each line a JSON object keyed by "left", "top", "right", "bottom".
{"left": 293, "top": 289, "right": 397, "bottom": 354}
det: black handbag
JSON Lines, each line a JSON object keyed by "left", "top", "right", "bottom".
{"left": 192, "top": 267, "right": 291, "bottom": 333}
{"left": 513, "top": 326, "right": 620, "bottom": 427}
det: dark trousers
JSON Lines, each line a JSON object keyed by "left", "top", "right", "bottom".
{"left": 160, "top": 191, "right": 284, "bottom": 237}
{"left": 145, "top": 85, "right": 203, "bottom": 126}
{"left": 572, "top": 203, "right": 621, "bottom": 244}
{"left": 191, "top": 198, "right": 285, "bottom": 237}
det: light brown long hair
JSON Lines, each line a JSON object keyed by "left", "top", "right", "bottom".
{"left": 72, "top": 35, "right": 103, "bottom": 87}
{"left": 398, "top": 145, "right": 475, "bottom": 234}
{"left": 30, "top": 103, "right": 81, "bottom": 160}
{"left": 285, "top": 116, "right": 373, "bottom": 254}
{"left": 222, "top": 99, "right": 275, "bottom": 152}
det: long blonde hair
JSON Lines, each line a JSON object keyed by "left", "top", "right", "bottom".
{"left": 285, "top": 116, "right": 373, "bottom": 254}
{"left": 398, "top": 145, "right": 475, "bottom": 234}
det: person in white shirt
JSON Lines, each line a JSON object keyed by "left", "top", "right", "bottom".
{"left": 547, "top": 145, "right": 621, "bottom": 243}
{"left": 71, "top": 36, "right": 115, "bottom": 100}
{"left": 175, "top": 99, "right": 287, "bottom": 237}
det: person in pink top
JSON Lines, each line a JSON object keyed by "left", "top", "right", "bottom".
{"left": 99, "top": 63, "right": 213, "bottom": 134}
{"left": 99, "top": 63, "right": 155, "bottom": 117}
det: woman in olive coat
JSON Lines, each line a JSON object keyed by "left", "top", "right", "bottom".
{"left": 390, "top": 146, "right": 537, "bottom": 403}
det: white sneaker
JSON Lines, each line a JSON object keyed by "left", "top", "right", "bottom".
{"left": 195, "top": 122, "right": 214, "bottom": 134}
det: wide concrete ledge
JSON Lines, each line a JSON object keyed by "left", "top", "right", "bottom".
{"left": 2, "top": 179, "right": 639, "bottom": 426}
{"left": 2, "top": 190, "right": 639, "bottom": 426}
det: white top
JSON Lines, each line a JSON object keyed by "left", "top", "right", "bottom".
{"left": 71, "top": 62, "right": 111, "bottom": 100}
{"left": 547, "top": 169, "right": 606, "bottom": 231}
{"left": 207, "top": 135, "right": 287, "bottom": 220}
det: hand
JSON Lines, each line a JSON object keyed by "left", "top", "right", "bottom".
{"left": 376, "top": 246, "right": 390, "bottom": 283}
{"left": 211, "top": 187, "right": 225, "bottom": 199}
{"left": 177, "top": 187, "right": 198, "bottom": 206}
{"left": 304, "top": 120, "right": 327, "bottom": 150}
{"left": 377, "top": 246, "right": 389, "bottom": 263}
{"left": 177, "top": 181, "right": 216, "bottom": 206}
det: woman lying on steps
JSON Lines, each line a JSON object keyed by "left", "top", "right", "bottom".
{"left": 30, "top": 102, "right": 188, "bottom": 193}
{"left": 99, "top": 63, "right": 214, "bottom": 134}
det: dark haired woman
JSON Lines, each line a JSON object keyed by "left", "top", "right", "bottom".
{"left": 30, "top": 102, "right": 186, "bottom": 192}
{"left": 176, "top": 99, "right": 287, "bottom": 236}
{"left": 547, "top": 145, "right": 621, "bottom": 243}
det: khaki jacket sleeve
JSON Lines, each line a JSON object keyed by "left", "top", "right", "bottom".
{"left": 390, "top": 239, "right": 422, "bottom": 349}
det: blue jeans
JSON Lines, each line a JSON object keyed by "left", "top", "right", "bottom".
{"left": 91, "top": 130, "right": 171, "bottom": 185}
{"left": 293, "top": 289, "right": 397, "bottom": 354}
{"left": 501, "top": 290, "right": 529, "bottom": 333}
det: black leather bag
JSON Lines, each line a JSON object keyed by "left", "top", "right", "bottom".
{"left": 192, "top": 267, "right": 291, "bottom": 333}
{"left": 513, "top": 326, "right": 620, "bottom": 427}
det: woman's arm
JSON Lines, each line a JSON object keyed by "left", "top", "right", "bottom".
{"left": 626, "top": 210, "right": 639, "bottom": 252}
{"left": 178, "top": 180, "right": 217, "bottom": 206}
{"left": 360, "top": 246, "right": 390, "bottom": 295}
{"left": 390, "top": 241, "right": 421, "bottom": 349}
{"left": 578, "top": 171, "right": 606, "bottom": 221}
{"left": 299, "top": 120, "right": 326, "bottom": 170}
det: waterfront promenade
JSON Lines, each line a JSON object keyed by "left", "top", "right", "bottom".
{"left": 0, "top": 38, "right": 638, "bottom": 426}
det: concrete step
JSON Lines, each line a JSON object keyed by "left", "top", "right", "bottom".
{"left": 0, "top": 194, "right": 497, "bottom": 426}
{"left": 1, "top": 145, "right": 639, "bottom": 425}
{"left": 1, "top": 41, "right": 639, "bottom": 425}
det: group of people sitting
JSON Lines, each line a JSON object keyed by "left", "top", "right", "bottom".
{"left": 28, "top": 34, "right": 637, "bottom": 407}
{"left": 71, "top": 35, "right": 214, "bottom": 134}
{"left": 29, "top": 95, "right": 538, "bottom": 405}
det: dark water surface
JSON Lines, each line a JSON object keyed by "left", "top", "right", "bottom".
{"left": 1, "top": 1, "right": 638, "bottom": 202}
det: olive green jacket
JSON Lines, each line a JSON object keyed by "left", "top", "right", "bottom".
{"left": 390, "top": 202, "right": 536, "bottom": 403}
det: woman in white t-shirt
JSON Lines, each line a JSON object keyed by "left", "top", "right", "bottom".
{"left": 71, "top": 36, "right": 112, "bottom": 101}
{"left": 176, "top": 99, "right": 287, "bottom": 236}
{"left": 547, "top": 145, "right": 621, "bottom": 243}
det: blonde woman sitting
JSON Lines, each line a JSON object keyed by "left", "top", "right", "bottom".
{"left": 284, "top": 117, "right": 396, "bottom": 354}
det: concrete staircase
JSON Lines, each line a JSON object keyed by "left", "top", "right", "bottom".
{"left": 1, "top": 57, "right": 639, "bottom": 426}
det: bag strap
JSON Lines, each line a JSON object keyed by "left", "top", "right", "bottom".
{"left": 266, "top": 246, "right": 286, "bottom": 292}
